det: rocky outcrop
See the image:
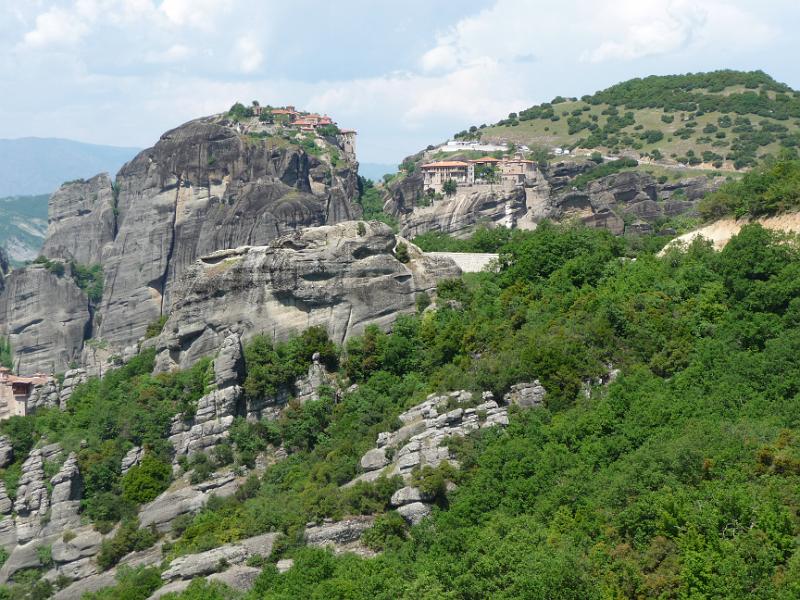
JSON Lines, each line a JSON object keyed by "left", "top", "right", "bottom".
{"left": 0, "top": 437, "right": 12, "bottom": 469}
{"left": 153, "top": 222, "right": 460, "bottom": 372}
{"left": 0, "top": 263, "right": 90, "bottom": 375}
{"left": 161, "top": 532, "right": 279, "bottom": 582}
{"left": 138, "top": 472, "right": 240, "bottom": 533}
{"left": 97, "top": 118, "right": 360, "bottom": 353}
{"left": 547, "top": 170, "right": 725, "bottom": 235}
{"left": 41, "top": 174, "right": 116, "bottom": 265}
{"left": 351, "top": 390, "right": 509, "bottom": 487}
{"left": 58, "top": 368, "right": 87, "bottom": 408}
{"left": 503, "top": 381, "right": 546, "bottom": 408}
{"left": 45, "top": 452, "right": 83, "bottom": 534}
{"left": 398, "top": 187, "right": 527, "bottom": 239}
{"left": 4, "top": 115, "right": 362, "bottom": 373}
{"left": 304, "top": 516, "right": 376, "bottom": 554}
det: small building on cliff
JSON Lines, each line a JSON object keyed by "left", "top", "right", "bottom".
{"left": 421, "top": 156, "right": 539, "bottom": 194}
{"left": 0, "top": 367, "right": 53, "bottom": 421}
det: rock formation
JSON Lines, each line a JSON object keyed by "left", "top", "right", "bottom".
{"left": 0, "top": 262, "right": 90, "bottom": 374}
{"left": 153, "top": 221, "right": 460, "bottom": 372}
{"left": 96, "top": 118, "right": 360, "bottom": 353}
{"left": 383, "top": 154, "right": 724, "bottom": 239}
{"left": 41, "top": 174, "right": 116, "bottom": 265}
{"left": 1, "top": 114, "right": 365, "bottom": 374}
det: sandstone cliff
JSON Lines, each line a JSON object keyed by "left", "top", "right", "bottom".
{"left": 0, "top": 262, "right": 90, "bottom": 374}
{"left": 40, "top": 174, "right": 116, "bottom": 265}
{"left": 1, "top": 114, "right": 367, "bottom": 374}
{"left": 153, "top": 221, "right": 461, "bottom": 372}
{"left": 383, "top": 154, "right": 723, "bottom": 238}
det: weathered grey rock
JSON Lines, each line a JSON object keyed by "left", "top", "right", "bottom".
{"left": 45, "top": 452, "right": 82, "bottom": 534}
{"left": 503, "top": 381, "right": 546, "bottom": 409}
{"left": 390, "top": 486, "right": 428, "bottom": 507}
{"left": 0, "top": 540, "right": 46, "bottom": 582}
{"left": 121, "top": 446, "right": 144, "bottom": 475}
{"left": 53, "top": 570, "right": 117, "bottom": 600}
{"left": 97, "top": 118, "right": 361, "bottom": 354}
{"left": 41, "top": 173, "right": 116, "bottom": 265}
{"left": 28, "top": 380, "right": 61, "bottom": 412}
{"left": 0, "top": 483, "right": 12, "bottom": 515}
{"left": 0, "top": 264, "right": 90, "bottom": 375}
{"left": 208, "top": 565, "right": 262, "bottom": 591}
{"left": 59, "top": 368, "right": 88, "bottom": 408}
{"left": 169, "top": 386, "right": 243, "bottom": 463}
{"left": 398, "top": 187, "right": 528, "bottom": 239}
{"left": 162, "top": 532, "right": 279, "bottom": 581}
{"left": 360, "top": 448, "right": 388, "bottom": 472}
{"left": 13, "top": 448, "right": 50, "bottom": 544}
{"left": 214, "top": 334, "right": 245, "bottom": 389}
{"left": 0, "top": 437, "right": 12, "bottom": 469}
{"left": 396, "top": 502, "right": 432, "bottom": 525}
{"left": 51, "top": 527, "right": 102, "bottom": 580}
{"left": 305, "top": 516, "right": 375, "bottom": 549}
{"left": 350, "top": 390, "right": 510, "bottom": 488}
{"left": 276, "top": 558, "right": 294, "bottom": 573}
{"left": 294, "top": 352, "right": 335, "bottom": 404}
{"left": 139, "top": 471, "right": 241, "bottom": 532}
{"left": 148, "top": 580, "right": 192, "bottom": 599}
{"left": 154, "top": 222, "right": 460, "bottom": 371}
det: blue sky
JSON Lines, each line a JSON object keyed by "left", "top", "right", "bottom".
{"left": 1, "top": 0, "right": 799, "bottom": 165}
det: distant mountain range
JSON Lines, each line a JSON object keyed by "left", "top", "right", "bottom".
{"left": 0, "top": 138, "right": 139, "bottom": 263}
{"left": 0, "top": 137, "right": 139, "bottom": 197}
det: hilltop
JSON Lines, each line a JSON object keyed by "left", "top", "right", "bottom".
{"left": 463, "top": 70, "right": 800, "bottom": 171}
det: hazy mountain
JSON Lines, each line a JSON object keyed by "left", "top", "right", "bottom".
{"left": 0, "top": 137, "right": 139, "bottom": 197}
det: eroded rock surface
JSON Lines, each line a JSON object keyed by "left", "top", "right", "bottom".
{"left": 154, "top": 221, "right": 460, "bottom": 371}
{"left": 41, "top": 174, "right": 116, "bottom": 265}
{"left": 0, "top": 263, "right": 90, "bottom": 375}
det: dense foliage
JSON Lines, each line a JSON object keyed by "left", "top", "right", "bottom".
{"left": 146, "top": 212, "right": 800, "bottom": 599}
{"left": 699, "top": 154, "right": 800, "bottom": 219}
{"left": 8, "top": 166, "right": 800, "bottom": 596}
{"left": 356, "top": 177, "right": 398, "bottom": 230}
{"left": 0, "top": 350, "right": 211, "bottom": 529}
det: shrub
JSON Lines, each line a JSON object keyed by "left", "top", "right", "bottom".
{"left": 120, "top": 454, "right": 172, "bottom": 505}
{"left": 362, "top": 511, "right": 409, "bottom": 551}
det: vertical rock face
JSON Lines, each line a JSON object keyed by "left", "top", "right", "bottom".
{"left": 153, "top": 221, "right": 461, "bottom": 372}
{"left": 97, "top": 119, "right": 361, "bottom": 353}
{"left": 45, "top": 452, "right": 83, "bottom": 534}
{"left": 0, "top": 264, "right": 90, "bottom": 375}
{"left": 41, "top": 174, "right": 116, "bottom": 265}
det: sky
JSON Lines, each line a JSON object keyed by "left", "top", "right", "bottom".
{"left": 1, "top": 0, "right": 799, "bottom": 165}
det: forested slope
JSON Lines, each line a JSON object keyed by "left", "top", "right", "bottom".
{"left": 3, "top": 158, "right": 800, "bottom": 599}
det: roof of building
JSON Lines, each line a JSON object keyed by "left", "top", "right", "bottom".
{"left": 420, "top": 161, "right": 470, "bottom": 169}
{"left": 339, "top": 129, "right": 357, "bottom": 134}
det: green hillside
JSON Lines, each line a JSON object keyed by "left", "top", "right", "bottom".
{"left": 4, "top": 160, "right": 800, "bottom": 598}
{"left": 468, "top": 70, "right": 800, "bottom": 171}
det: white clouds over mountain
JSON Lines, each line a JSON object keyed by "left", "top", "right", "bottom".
{"left": 1, "top": 0, "right": 798, "bottom": 163}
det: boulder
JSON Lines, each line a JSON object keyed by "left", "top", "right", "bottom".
{"left": 360, "top": 448, "right": 388, "bottom": 472}
{"left": 390, "top": 486, "right": 427, "bottom": 507}
{"left": 396, "top": 502, "right": 432, "bottom": 525}
{"left": 305, "top": 516, "right": 375, "bottom": 549}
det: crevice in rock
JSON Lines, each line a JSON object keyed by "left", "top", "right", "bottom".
{"left": 160, "top": 176, "right": 182, "bottom": 316}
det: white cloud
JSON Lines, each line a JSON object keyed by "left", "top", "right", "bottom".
{"left": 158, "top": 0, "right": 230, "bottom": 29}
{"left": 233, "top": 35, "right": 263, "bottom": 74}
{"left": 23, "top": 7, "right": 92, "bottom": 48}
{"left": 146, "top": 43, "right": 192, "bottom": 63}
